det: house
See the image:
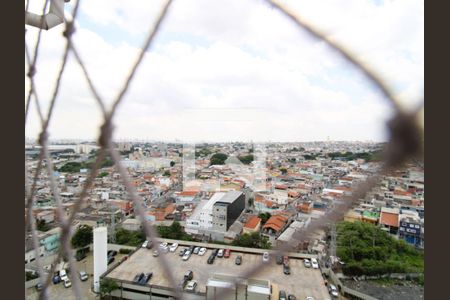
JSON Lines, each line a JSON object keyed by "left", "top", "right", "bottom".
{"left": 121, "top": 218, "right": 142, "bottom": 231}
{"left": 379, "top": 207, "right": 399, "bottom": 234}
{"left": 36, "top": 210, "right": 55, "bottom": 223}
{"left": 262, "top": 214, "right": 289, "bottom": 236}
{"left": 242, "top": 216, "right": 262, "bottom": 234}
{"left": 361, "top": 210, "right": 379, "bottom": 225}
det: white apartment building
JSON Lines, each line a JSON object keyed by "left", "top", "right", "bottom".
{"left": 185, "top": 192, "right": 226, "bottom": 234}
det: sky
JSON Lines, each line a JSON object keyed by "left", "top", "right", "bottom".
{"left": 25, "top": 0, "right": 424, "bottom": 143}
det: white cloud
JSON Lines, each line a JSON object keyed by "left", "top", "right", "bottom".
{"left": 25, "top": 0, "right": 423, "bottom": 142}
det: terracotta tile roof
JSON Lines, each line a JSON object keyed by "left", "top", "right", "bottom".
{"left": 263, "top": 214, "right": 289, "bottom": 232}
{"left": 178, "top": 191, "right": 198, "bottom": 196}
{"left": 380, "top": 211, "right": 399, "bottom": 227}
{"left": 394, "top": 190, "right": 411, "bottom": 196}
{"left": 244, "top": 216, "right": 261, "bottom": 229}
{"left": 275, "top": 184, "right": 288, "bottom": 190}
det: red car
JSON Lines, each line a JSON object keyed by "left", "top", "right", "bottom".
{"left": 224, "top": 249, "right": 231, "bottom": 258}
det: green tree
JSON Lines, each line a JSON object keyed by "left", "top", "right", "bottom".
{"left": 279, "top": 168, "right": 288, "bottom": 175}
{"left": 71, "top": 225, "right": 93, "bottom": 248}
{"left": 170, "top": 161, "right": 175, "bottom": 167}
{"left": 210, "top": 153, "right": 228, "bottom": 165}
{"left": 238, "top": 154, "right": 254, "bottom": 165}
{"left": 337, "top": 221, "right": 424, "bottom": 276}
{"left": 37, "top": 219, "right": 51, "bottom": 232}
{"left": 100, "top": 278, "right": 119, "bottom": 299}
{"left": 258, "top": 212, "right": 271, "bottom": 225}
{"left": 97, "top": 171, "right": 109, "bottom": 178}
{"left": 163, "top": 170, "right": 171, "bottom": 176}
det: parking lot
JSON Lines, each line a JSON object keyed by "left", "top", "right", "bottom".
{"left": 107, "top": 246, "right": 331, "bottom": 300}
{"left": 26, "top": 250, "right": 127, "bottom": 300}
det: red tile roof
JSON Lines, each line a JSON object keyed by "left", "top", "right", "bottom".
{"left": 244, "top": 216, "right": 261, "bottom": 229}
{"left": 263, "top": 215, "right": 289, "bottom": 232}
{"left": 380, "top": 212, "right": 399, "bottom": 227}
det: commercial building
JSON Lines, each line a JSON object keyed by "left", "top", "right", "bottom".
{"left": 186, "top": 191, "right": 245, "bottom": 240}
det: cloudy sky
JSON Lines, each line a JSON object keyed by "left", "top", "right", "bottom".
{"left": 25, "top": 0, "right": 423, "bottom": 143}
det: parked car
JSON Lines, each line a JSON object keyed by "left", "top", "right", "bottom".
{"left": 207, "top": 254, "right": 215, "bottom": 264}
{"left": 59, "top": 269, "right": 68, "bottom": 281}
{"left": 178, "top": 278, "right": 188, "bottom": 290}
{"left": 287, "top": 295, "right": 296, "bottom": 300}
{"left": 142, "top": 240, "right": 149, "bottom": 248}
{"left": 235, "top": 255, "right": 242, "bottom": 265}
{"left": 35, "top": 283, "right": 43, "bottom": 291}
{"left": 133, "top": 273, "right": 144, "bottom": 284}
{"left": 192, "top": 246, "right": 199, "bottom": 254}
{"left": 189, "top": 245, "right": 195, "bottom": 253}
{"left": 185, "top": 280, "right": 198, "bottom": 292}
{"left": 212, "top": 249, "right": 219, "bottom": 256}
{"left": 276, "top": 255, "right": 283, "bottom": 265}
{"left": 159, "top": 243, "right": 169, "bottom": 253}
{"left": 198, "top": 247, "right": 207, "bottom": 256}
{"left": 169, "top": 243, "right": 179, "bottom": 252}
{"left": 283, "top": 255, "right": 289, "bottom": 266}
{"left": 329, "top": 284, "right": 339, "bottom": 298}
{"left": 283, "top": 264, "right": 291, "bottom": 275}
{"left": 107, "top": 250, "right": 118, "bottom": 257}
{"left": 306, "top": 297, "right": 314, "bottom": 300}
{"left": 75, "top": 251, "right": 87, "bottom": 261}
{"left": 279, "top": 290, "right": 287, "bottom": 300}
{"left": 179, "top": 248, "right": 187, "bottom": 256}
{"left": 304, "top": 259, "right": 311, "bottom": 268}
{"left": 184, "top": 270, "right": 194, "bottom": 280}
{"left": 52, "top": 274, "right": 61, "bottom": 284}
{"left": 182, "top": 250, "right": 191, "bottom": 261}
{"left": 139, "top": 272, "right": 153, "bottom": 285}
{"left": 79, "top": 271, "right": 88, "bottom": 281}
{"left": 108, "top": 256, "right": 115, "bottom": 265}
{"left": 153, "top": 250, "right": 160, "bottom": 257}
{"left": 311, "top": 258, "right": 319, "bottom": 269}
{"left": 224, "top": 249, "right": 231, "bottom": 258}
{"left": 217, "top": 249, "right": 224, "bottom": 258}
{"left": 262, "top": 252, "right": 270, "bottom": 262}
{"left": 63, "top": 278, "right": 72, "bottom": 288}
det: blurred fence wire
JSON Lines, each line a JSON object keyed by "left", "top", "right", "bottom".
{"left": 24, "top": 0, "right": 424, "bottom": 299}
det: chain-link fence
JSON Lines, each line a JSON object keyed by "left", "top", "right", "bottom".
{"left": 25, "top": 1, "right": 424, "bottom": 299}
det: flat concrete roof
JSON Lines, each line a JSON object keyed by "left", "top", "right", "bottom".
{"left": 106, "top": 245, "right": 330, "bottom": 299}
{"left": 216, "top": 190, "right": 243, "bottom": 204}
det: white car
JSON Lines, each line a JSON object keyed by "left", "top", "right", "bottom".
{"left": 169, "top": 243, "right": 179, "bottom": 252}
{"left": 79, "top": 271, "right": 88, "bottom": 281}
{"left": 329, "top": 284, "right": 339, "bottom": 298}
{"left": 142, "top": 240, "right": 149, "bottom": 248}
{"left": 306, "top": 297, "right": 314, "bottom": 300}
{"left": 262, "top": 252, "right": 270, "bottom": 262}
{"left": 159, "top": 243, "right": 169, "bottom": 253}
{"left": 217, "top": 249, "right": 224, "bottom": 257}
{"left": 185, "top": 280, "right": 198, "bottom": 292}
{"left": 182, "top": 250, "right": 191, "bottom": 261}
{"left": 304, "top": 259, "right": 311, "bottom": 268}
{"left": 198, "top": 247, "right": 207, "bottom": 256}
{"left": 63, "top": 278, "right": 72, "bottom": 288}
{"left": 59, "top": 269, "right": 68, "bottom": 281}
{"left": 311, "top": 258, "right": 319, "bottom": 269}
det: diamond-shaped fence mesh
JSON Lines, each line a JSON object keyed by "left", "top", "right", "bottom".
{"left": 25, "top": 1, "right": 423, "bottom": 299}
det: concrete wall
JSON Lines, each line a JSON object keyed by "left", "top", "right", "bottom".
{"left": 25, "top": 278, "right": 41, "bottom": 289}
